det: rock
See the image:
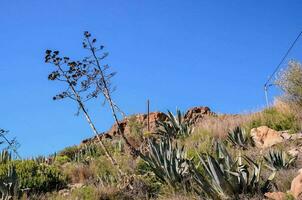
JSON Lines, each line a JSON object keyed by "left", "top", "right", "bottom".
{"left": 82, "top": 106, "right": 214, "bottom": 146}
{"left": 288, "top": 148, "right": 301, "bottom": 157}
{"left": 250, "top": 126, "right": 284, "bottom": 148}
{"left": 280, "top": 131, "right": 292, "bottom": 140}
{"left": 184, "top": 106, "right": 214, "bottom": 125}
{"left": 107, "top": 111, "right": 168, "bottom": 136}
{"left": 290, "top": 169, "right": 302, "bottom": 199}
{"left": 69, "top": 183, "right": 84, "bottom": 190}
{"left": 264, "top": 192, "right": 286, "bottom": 200}
{"left": 280, "top": 131, "right": 302, "bottom": 141}
{"left": 290, "top": 133, "right": 302, "bottom": 140}
{"left": 58, "top": 189, "right": 70, "bottom": 197}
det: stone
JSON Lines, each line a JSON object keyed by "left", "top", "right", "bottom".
{"left": 288, "top": 148, "right": 301, "bottom": 157}
{"left": 250, "top": 126, "right": 284, "bottom": 148}
{"left": 184, "top": 106, "right": 213, "bottom": 125}
{"left": 290, "top": 169, "right": 302, "bottom": 199}
{"left": 58, "top": 189, "right": 70, "bottom": 197}
{"left": 290, "top": 133, "right": 302, "bottom": 140}
{"left": 280, "top": 131, "right": 292, "bottom": 140}
{"left": 264, "top": 192, "right": 286, "bottom": 200}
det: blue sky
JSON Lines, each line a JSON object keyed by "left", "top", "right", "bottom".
{"left": 1, "top": 1, "right": 302, "bottom": 157}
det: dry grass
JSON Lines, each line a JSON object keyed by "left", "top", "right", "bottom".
{"left": 62, "top": 163, "right": 94, "bottom": 184}
{"left": 273, "top": 168, "right": 298, "bottom": 192}
{"left": 196, "top": 114, "right": 253, "bottom": 138}
{"left": 195, "top": 99, "right": 301, "bottom": 140}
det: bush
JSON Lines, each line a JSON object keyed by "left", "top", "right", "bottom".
{"left": 0, "top": 160, "right": 67, "bottom": 193}
{"left": 62, "top": 163, "right": 93, "bottom": 184}
{"left": 276, "top": 61, "right": 302, "bottom": 107}
{"left": 247, "top": 107, "right": 299, "bottom": 132}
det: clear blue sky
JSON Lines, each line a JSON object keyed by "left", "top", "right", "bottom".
{"left": 1, "top": 1, "right": 302, "bottom": 157}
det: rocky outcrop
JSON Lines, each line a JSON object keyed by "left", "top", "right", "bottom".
{"left": 290, "top": 169, "right": 302, "bottom": 199}
{"left": 184, "top": 106, "right": 214, "bottom": 125}
{"left": 107, "top": 111, "right": 168, "bottom": 136}
{"left": 82, "top": 106, "right": 214, "bottom": 145}
{"left": 250, "top": 126, "right": 284, "bottom": 148}
{"left": 264, "top": 192, "right": 286, "bottom": 200}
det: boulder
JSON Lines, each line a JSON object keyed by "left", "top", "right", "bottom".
{"left": 264, "top": 192, "right": 286, "bottom": 200}
{"left": 184, "top": 106, "right": 214, "bottom": 125}
{"left": 250, "top": 126, "right": 284, "bottom": 148}
{"left": 288, "top": 148, "right": 301, "bottom": 158}
{"left": 107, "top": 111, "right": 168, "bottom": 136}
{"left": 290, "top": 169, "right": 302, "bottom": 199}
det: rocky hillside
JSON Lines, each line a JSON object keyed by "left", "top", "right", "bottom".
{"left": 82, "top": 106, "right": 214, "bottom": 144}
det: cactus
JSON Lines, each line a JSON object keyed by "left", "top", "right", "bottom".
{"left": 73, "top": 144, "right": 99, "bottom": 164}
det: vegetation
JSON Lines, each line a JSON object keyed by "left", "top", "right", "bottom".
{"left": 3, "top": 34, "right": 302, "bottom": 199}
{"left": 276, "top": 61, "right": 302, "bottom": 107}
{"left": 227, "top": 126, "right": 252, "bottom": 149}
{"left": 264, "top": 150, "right": 296, "bottom": 171}
{"left": 157, "top": 110, "right": 192, "bottom": 139}
{"left": 141, "top": 138, "right": 190, "bottom": 190}
{"left": 247, "top": 107, "right": 300, "bottom": 133}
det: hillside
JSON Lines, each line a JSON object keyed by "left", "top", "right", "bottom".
{"left": 5, "top": 101, "right": 300, "bottom": 200}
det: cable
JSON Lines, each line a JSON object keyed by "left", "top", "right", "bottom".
{"left": 264, "top": 31, "right": 302, "bottom": 87}
{"left": 264, "top": 31, "right": 302, "bottom": 107}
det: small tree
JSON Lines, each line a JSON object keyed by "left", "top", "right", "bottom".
{"left": 276, "top": 61, "right": 302, "bottom": 107}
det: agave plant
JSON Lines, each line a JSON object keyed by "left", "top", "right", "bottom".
{"left": 141, "top": 138, "right": 190, "bottom": 189}
{"left": 227, "top": 127, "right": 252, "bottom": 149}
{"left": 264, "top": 150, "right": 296, "bottom": 171}
{"left": 157, "top": 109, "right": 192, "bottom": 139}
{"left": 0, "top": 165, "right": 19, "bottom": 200}
{"left": 191, "top": 142, "right": 275, "bottom": 200}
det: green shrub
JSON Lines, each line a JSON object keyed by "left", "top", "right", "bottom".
{"left": 70, "top": 185, "right": 98, "bottom": 200}
{"left": 58, "top": 144, "right": 104, "bottom": 163}
{"left": 0, "top": 160, "right": 67, "bottom": 193}
{"left": 128, "top": 116, "right": 144, "bottom": 139}
{"left": 276, "top": 61, "right": 302, "bottom": 107}
{"left": 54, "top": 155, "right": 71, "bottom": 165}
{"left": 58, "top": 146, "right": 79, "bottom": 159}
{"left": 247, "top": 107, "right": 299, "bottom": 132}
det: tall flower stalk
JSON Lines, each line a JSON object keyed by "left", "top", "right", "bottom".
{"left": 45, "top": 48, "right": 123, "bottom": 175}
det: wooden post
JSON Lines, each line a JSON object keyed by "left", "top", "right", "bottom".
{"left": 147, "top": 99, "right": 150, "bottom": 132}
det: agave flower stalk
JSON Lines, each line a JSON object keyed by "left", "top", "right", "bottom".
{"left": 83, "top": 32, "right": 141, "bottom": 157}
{"left": 45, "top": 49, "right": 123, "bottom": 175}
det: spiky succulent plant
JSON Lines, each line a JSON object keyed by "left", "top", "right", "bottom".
{"left": 227, "top": 127, "right": 252, "bottom": 149}
{"left": 264, "top": 150, "right": 296, "bottom": 171}
{"left": 141, "top": 138, "right": 190, "bottom": 189}
{"left": 157, "top": 109, "right": 192, "bottom": 139}
{"left": 191, "top": 142, "right": 275, "bottom": 200}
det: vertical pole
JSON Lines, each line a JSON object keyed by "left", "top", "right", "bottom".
{"left": 264, "top": 85, "right": 269, "bottom": 108}
{"left": 147, "top": 99, "right": 150, "bottom": 132}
